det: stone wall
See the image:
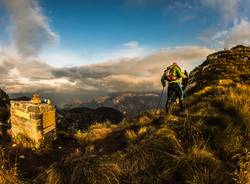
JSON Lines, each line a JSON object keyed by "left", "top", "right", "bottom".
{"left": 10, "top": 101, "right": 56, "bottom": 143}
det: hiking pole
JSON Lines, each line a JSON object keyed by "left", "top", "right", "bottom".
{"left": 157, "top": 87, "right": 165, "bottom": 109}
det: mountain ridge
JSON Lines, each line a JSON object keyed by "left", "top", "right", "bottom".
{"left": 0, "top": 45, "right": 249, "bottom": 184}
{"left": 64, "top": 91, "right": 161, "bottom": 117}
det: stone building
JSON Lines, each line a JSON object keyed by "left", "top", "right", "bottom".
{"left": 10, "top": 95, "right": 56, "bottom": 144}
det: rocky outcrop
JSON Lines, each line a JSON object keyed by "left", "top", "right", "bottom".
{"left": 187, "top": 45, "right": 250, "bottom": 95}
{"left": 0, "top": 88, "right": 10, "bottom": 135}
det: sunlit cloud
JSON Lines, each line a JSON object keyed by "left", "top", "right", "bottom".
{"left": 207, "top": 18, "right": 250, "bottom": 47}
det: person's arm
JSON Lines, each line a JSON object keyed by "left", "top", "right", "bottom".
{"left": 176, "top": 67, "right": 187, "bottom": 79}
{"left": 161, "top": 73, "right": 166, "bottom": 87}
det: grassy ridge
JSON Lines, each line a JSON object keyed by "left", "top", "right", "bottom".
{"left": 0, "top": 45, "right": 249, "bottom": 183}
{"left": 30, "top": 84, "right": 249, "bottom": 184}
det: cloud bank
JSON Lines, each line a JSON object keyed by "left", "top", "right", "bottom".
{"left": 209, "top": 18, "right": 250, "bottom": 48}
{"left": 50, "top": 46, "right": 213, "bottom": 100}
{"left": 0, "top": 44, "right": 213, "bottom": 105}
{"left": 4, "top": 0, "right": 59, "bottom": 57}
{"left": 1, "top": 0, "right": 248, "bottom": 105}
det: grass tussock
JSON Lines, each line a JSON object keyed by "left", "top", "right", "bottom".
{"left": 181, "top": 146, "right": 226, "bottom": 184}
{"left": 216, "top": 85, "right": 250, "bottom": 134}
{"left": 41, "top": 152, "right": 121, "bottom": 184}
{"left": 74, "top": 122, "right": 116, "bottom": 144}
{"left": 0, "top": 147, "right": 26, "bottom": 184}
{"left": 125, "top": 129, "right": 137, "bottom": 143}
{"left": 121, "top": 125, "right": 184, "bottom": 183}
{"left": 234, "top": 152, "right": 250, "bottom": 184}
{"left": 137, "top": 126, "right": 149, "bottom": 136}
{"left": 0, "top": 169, "right": 26, "bottom": 184}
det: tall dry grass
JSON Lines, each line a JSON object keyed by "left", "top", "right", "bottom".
{"left": 0, "top": 146, "right": 26, "bottom": 184}
{"left": 41, "top": 152, "right": 121, "bottom": 184}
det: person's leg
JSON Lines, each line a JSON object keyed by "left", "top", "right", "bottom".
{"left": 165, "top": 84, "right": 174, "bottom": 113}
{"left": 173, "top": 83, "right": 184, "bottom": 109}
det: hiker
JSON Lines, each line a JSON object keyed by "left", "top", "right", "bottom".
{"left": 161, "top": 62, "right": 188, "bottom": 113}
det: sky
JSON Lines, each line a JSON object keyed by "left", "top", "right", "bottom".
{"left": 0, "top": 0, "right": 250, "bottom": 105}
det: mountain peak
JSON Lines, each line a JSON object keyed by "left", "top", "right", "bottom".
{"left": 187, "top": 45, "right": 250, "bottom": 95}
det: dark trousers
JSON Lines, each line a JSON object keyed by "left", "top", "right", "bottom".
{"left": 165, "top": 83, "right": 184, "bottom": 112}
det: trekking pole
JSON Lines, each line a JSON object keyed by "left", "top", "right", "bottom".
{"left": 157, "top": 87, "right": 165, "bottom": 109}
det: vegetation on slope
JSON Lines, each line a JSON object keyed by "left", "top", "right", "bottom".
{"left": 0, "top": 45, "right": 249, "bottom": 183}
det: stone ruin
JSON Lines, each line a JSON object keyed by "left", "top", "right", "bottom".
{"left": 10, "top": 95, "right": 56, "bottom": 144}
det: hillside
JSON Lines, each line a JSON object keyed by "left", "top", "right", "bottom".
{"left": 0, "top": 89, "right": 10, "bottom": 136}
{"left": 0, "top": 45, "right": 249, "bottom": 184}
{"left": 57, "top": 107, "right": 124, "bottom": 132}
{"left": 187, "top": 45, "right": 250, "bottom": 94}
{"left": 64, "top": 92, "right": 160, "bottom": 117}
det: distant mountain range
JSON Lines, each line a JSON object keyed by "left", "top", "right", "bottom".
{"left": 64, "top": 91, "right": 162, "bottom": 117}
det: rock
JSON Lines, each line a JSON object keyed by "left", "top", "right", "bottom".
{"left": 0, "top": 88, "right": 10, "bottom": 135}
{"left": 187, "top": 45, "right": 250, "bottom": 95}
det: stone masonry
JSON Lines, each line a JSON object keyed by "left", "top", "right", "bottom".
{"left": 10, "top": 100, "right": 56, "bottom": 143}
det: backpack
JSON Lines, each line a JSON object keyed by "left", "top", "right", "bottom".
{"left": 165, "top": 65, "right": 181, "bottom": 82}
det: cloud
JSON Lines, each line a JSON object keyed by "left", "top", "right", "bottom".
{"left": 3, "top": 0, "right": 59, "bottom": 57}
{"left": 202, "top": 0, "right": 240, "bottom": 23}
{"left": 0, "top": 61, "right": 76, "bottom": 96}
{"left": 51, "top": 46, "right": 213, "bottom": 101}
{"left": 123, "top": 41, "right": 140, "bottom": 49}
{"left": 0, "top": 32, "right": 213, "bottom": 105}
{"left": 0, "top": 44, "right": 76, "bottom": 96}
{"left": 224, "top": 19, "right": 250, "bottom": 47}
{"left": 211, "top": 18, "right": 250, "bottom": 47}
{"left": 127, "top": 0, "right": 249, "bottom": 24}
{"left": 126, "top": 0, "right": 196, "bottom": 7}
{"left": 0, "top": 0, "right": 217, "bottom": 106}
